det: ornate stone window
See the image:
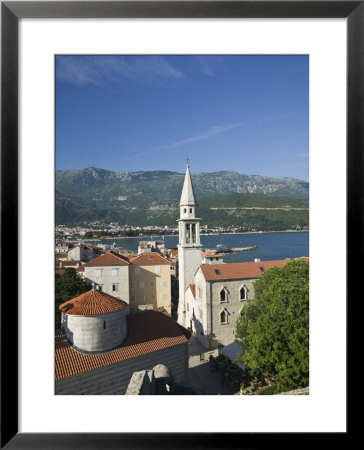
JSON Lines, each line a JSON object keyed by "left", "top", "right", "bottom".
{"left": 219, "top": 287, "right": 228, "bottom": 303}
{"left": 220, "top": 308, "right": 228, "bottom": 324}
{"left": 240, "top": 286, "right": 248, "bottom": 301}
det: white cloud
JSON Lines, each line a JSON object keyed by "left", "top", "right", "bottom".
{"left": 56, "top": 55, "right": 184, "bottom": 86}
{"left": 162, "top": 123, "right": 241, "bottom": 149}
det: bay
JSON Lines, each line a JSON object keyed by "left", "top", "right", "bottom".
{"left": 93, "top": 231, "right": 309, "bottom": 263}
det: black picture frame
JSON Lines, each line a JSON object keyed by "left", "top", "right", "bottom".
{"left": 1, "top": 1, "right": 357, "bottom": 448}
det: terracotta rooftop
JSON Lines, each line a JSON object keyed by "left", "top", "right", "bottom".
{"left": 55, "top": 252, "right": 68, "bottom": 259}
{"left": 188, "top": 284, "right": 196, "bottom": 298}
{"left": 59, "top": 289, "right": 128, "bottom": 316}
{"left": 201, "top": 251, "right": 224, "bottom": 258}
{"left": 61, "top": 260, "right": 81, "bottom": 266}
{"left": 130, "top": 252, "right": 171, "bottom": 266}
{"left": 83, "top": 251, "right": 130, "bottom": 267}
{"left": 55, "top": 308, "right": 191, "bottom": 380}
{"left": 200, "top": 259, "right": 291, "bottom": 281}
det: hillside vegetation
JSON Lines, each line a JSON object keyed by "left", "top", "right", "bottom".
{"left": 56, "top": 167, "right": 309, "bottom": 230}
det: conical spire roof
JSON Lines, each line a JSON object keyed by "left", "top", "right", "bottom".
{"left": 180, "top": 164, "right": 197, "bottom": 206}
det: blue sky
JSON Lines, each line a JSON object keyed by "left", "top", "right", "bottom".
{"left": 56, "top": 55, "right": 309, "bottom": 181}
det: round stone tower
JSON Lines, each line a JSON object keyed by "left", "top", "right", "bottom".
{"left": 59, "top": 288, "right": 129, "bottom": 353}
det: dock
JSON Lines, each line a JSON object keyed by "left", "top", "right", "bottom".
{"left": 213, "top": 245, "right": 258, "bottom": 253}
{"left": 230, "top": 245, "right": 258, "bottom": 252}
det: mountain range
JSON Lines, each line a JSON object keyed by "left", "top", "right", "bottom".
{"left": 56, "top": 167, "right": 309, "bottom": 227}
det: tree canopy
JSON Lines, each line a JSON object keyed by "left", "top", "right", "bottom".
{"left": 236, "top": 258, "right": 309, "bottom": 391}
{"left": 55, "top": 268, "right": 91, "bottom": 329}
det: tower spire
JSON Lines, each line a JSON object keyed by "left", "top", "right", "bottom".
{"left": 180, "top": 163, "right": 197, "bottom": 207}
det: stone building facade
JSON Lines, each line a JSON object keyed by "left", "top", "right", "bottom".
{"left": 83, "top": 251, "right": 130, "bottom": 304}
{"left": 55, "top": 308, "right": 191, "bottom": 395}
{"left": 184, "top": 259, "right": 290, "bottom": 348}
{"left": 59, "top": 289, "right": 129, "bottom": 353}
{"left": 129, "top": 252, "right": 172, "bottom": 314}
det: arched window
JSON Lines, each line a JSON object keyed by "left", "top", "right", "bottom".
{"left": 220, "top": 288, "right": 227, "bottom": 302}
{"left": 220, "top": 309, "right": 228, "bottom": 324}
{"left": 240, "top": 286, "right": 247, "bottom": 301}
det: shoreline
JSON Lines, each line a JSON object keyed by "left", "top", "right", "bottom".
{"left": 74, "top": 230, "right": 309, "bottom": 243}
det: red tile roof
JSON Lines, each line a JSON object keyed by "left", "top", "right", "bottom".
{"left": 188, "top": 284, "right": 196, "bottom": 298}
{"left": 59, "top": 289, "right": 128, "bottom": 316}
{"left": 61, "top": 260, "right": 81, "bottom": 266}
{"left": 201, "top": 251, "right": 224, "bottom": 258}
{"left": 200, "top": 259, "right": 289, "bottom": 281}
{"left": 55, "top": 308, "right": 191, "bottom": 380}
{"left": 55, "top": 252, "right": 68, "bottom": 260}
{"left": 130, "top": 252, "right": 171, "bottom": 266}
{"left": 83, "top": 251, "right": 130, "bottom": 267}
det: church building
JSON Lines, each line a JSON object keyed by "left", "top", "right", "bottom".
{"left": 176, "top": 164, "right": 308, "bottom": 350}
{"left": 176, "top": 164, "right": 202, "bottom": 329}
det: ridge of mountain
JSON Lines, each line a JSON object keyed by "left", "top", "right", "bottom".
{"left": 56, "top": 167, "right": 309, "bottom": 226}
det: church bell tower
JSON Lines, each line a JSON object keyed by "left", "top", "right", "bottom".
{"left": 177, "top": 164, "right": 202, "bottom": 327}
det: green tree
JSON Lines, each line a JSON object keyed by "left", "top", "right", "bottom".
{"left": 55, "top": 268, "right": 91, "bottom": 329}
{"left": 236, "top": 259, "right": 309, "bottom": 391}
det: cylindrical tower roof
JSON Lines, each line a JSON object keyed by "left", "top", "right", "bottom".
{"left": 59, "top": 289, "right": 128, "bottom": 316}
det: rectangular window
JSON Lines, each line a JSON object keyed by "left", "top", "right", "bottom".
{"left": 112, "top": 284, "right": 118, "bottom": 292}
{"left": 139, "top": 281, "right": 145, "bottom": 289}
{"left": 134, "top": 267, "right": 140, "bottom": 275}
{"left": 150, "top": 281, "right": 155, "bottom": 288}
{"left": 161, "top": 280, "right": 167, "bottom": 288}
{"left": 162, "top": 293, "right": 167, "bottom": 300}
{"left": 150, "top": 293, "right": 155, "bottom": 300}
{"left": 138, "top": 294, "right": 145, "bottom": 302}
{"left": 155, "top": 266, "right": 160, "bottom": 274}
{"left": 96, "top": 269, "right": 102, "bottom": 277}
{"left": 112, "top": 268, "right": 118, "bottom": 277}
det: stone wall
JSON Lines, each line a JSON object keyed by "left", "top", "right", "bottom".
{"left": 55, "top": 342, "right": 188, "bottom": 395}
{"left": 61, "top": 308, "right": 128, "bottom": 352}
{"left": 210, "top": 278, "right": 256, "bottom": 346}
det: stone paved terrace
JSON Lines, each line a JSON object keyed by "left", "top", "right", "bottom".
{"left": 186, "top": 336, "right": 240, "bottom": 395}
